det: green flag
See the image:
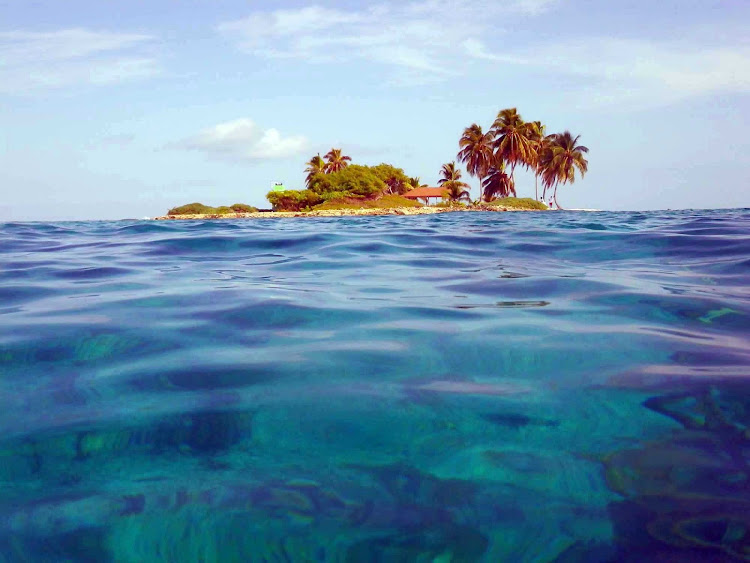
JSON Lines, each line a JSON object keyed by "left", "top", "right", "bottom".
{"left": 271, "top": 182, "right": 285, "bottom": 192}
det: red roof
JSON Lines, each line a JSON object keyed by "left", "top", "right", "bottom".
{"left": 403, "top": 187, "right": 446, "bottom": 199}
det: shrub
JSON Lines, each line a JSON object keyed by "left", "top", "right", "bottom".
{"left": 167, "top": 202, "right": 260, "bottom": 215}
{"left": 369, "top": 164, "right": 411, "bottom": 195}
{"left": 311, "top": 194, "right": 422, "bottom": 210}
{"left": 319, "top": 191, "right": 356, "bottom": 202}
{"left": 485, "top": 197, "right": 548, "bottom": 210}
{"left": 266, "top": 161, "right": 420, "bottom": 211}
{"left": 168, "top": 202, "right": 216, "bottom": 215}
{"left": 230, "top": 203, "right": 258, "bottom": 213}
{"left": 266, "top": 189, "right": 323, "bottom": 211}
{"left": 308, "top": 165, "right": 385, "bottom": 197}
{"left": 376, "top": 194, "right": 423, "bottom": 208}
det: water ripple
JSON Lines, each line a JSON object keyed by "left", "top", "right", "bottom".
{"left": 0, "top": 209, "right": 748, "bottom": 561}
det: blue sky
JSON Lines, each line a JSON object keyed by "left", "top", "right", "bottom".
{"left": 1, "top": 0, "right": 749, "bottom": 220}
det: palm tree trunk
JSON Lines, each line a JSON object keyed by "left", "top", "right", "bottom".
{"left": 535, "top": 172, "right": 538, "bottom": 201}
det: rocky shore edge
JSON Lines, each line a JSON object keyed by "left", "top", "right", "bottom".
{"left": 153, "top": 204, "right": 547, "bottom": 220}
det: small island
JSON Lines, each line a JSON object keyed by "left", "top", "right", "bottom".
{"left": 154, "top": 198, "right": 548, "bottom": 220}
{"left": 156, "top": 107, "right": 587, "bottom": 220}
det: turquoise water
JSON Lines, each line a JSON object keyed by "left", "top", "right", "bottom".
{"left": 0, "top": 209, "right": 749, "bottom": 561}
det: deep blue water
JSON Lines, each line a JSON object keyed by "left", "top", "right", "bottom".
{"left": 1, "top": 209, "right": 749, "bottom": 562}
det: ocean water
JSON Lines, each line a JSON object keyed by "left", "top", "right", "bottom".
{"left": 0, "top": 209, "right": 748, "bottom": 562}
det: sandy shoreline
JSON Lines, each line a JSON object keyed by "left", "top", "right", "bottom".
{"left": 153, "top": 205, "right": 546, "bottom": 220}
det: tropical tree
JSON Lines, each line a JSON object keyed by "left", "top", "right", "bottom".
{"left": 490, "top": 108, "right": 537, "bottom": 195}
{"left": 528, "top": 121, "right": 546, "bottom": 201}
{"left": 406, "top": 176, "right": 427, "bottom": 190}
{"left": 458, "top": 123, "right": 494, "bottom": 202}
{"left": 308, "top": 164, "right": 385, "bottom": 197}
{"left": 304, "top": 153, "right": 326, "bottom": 188}
{"left": 438, "top": 161, "right": 463, "bottom": 185}
{"left": 437, "top": 162, "right": 470, "bottom": 203}
{"left": 539, "top": 131, "right": 589, "bottom": 209}
{"left": 442, "top": 181, "right": 472, "bottom": 203}
{"left": 324, "top": 148, "right": 352, "bottom": 173}
{"left": 267, "top": 189, "right": 323, "bottom": 211}
{"left": 538, "top": 133, "right": 558, "bottom": 196}
{"left": 482, "top": 159, "right": 514, "bottom": 201}
{"left": 384, "top": 176, "right": 407, "bottom": 195}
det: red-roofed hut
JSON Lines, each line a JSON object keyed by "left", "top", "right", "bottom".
{"left": 402, "top": 187, "right": 446, "bottom": 205}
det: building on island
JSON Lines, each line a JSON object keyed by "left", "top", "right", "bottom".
{"left": 402, "top": 187, "right": 447, "bottom": 205}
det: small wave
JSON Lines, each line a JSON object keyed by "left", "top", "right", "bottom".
{"left": 1, "top": 209, "right": 749, "bottom": 561}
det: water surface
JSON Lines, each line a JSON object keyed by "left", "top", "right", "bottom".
{"left": 1, "top": 209, "right": 749, "bottom": 561}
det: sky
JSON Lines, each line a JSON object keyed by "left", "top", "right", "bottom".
{"left": 1, "top": 0, "right": 749, "bottom": 220}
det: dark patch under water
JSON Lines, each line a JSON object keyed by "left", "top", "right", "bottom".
{"left": 0, "top": 209, "right": 749, "bottom": 561}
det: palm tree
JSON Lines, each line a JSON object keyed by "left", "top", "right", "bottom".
{"left": 304, "top": 153, "right": 326, "bottom": 188}
{"left": 438, "top": 161, "right": 463, "bottom": 185}
{"left": 324, "top": 148, "right": 351, "bottom": 173}
{"left": 539, "top": 131, "right": 588, "bottom": 209}
{"left": 406, "top": 176, "right": 427, "bottom": 190}
{"left": 437, "top": 162, "right": 470, "bottom": 203}
{"left": 529, "top": 121, "right": 546, "bottom": 201}
{"left": 458, "top": 124, "right": 494, "bottom": 202}
{"left": 482, "top": 159, "right": 514, "bottom": 201}
{"left": 538, "top": 134, "right": 557, "bottom": 201}
{"left": 442, "top": 181, "right": 472, "bottom": 203}
{"left": 490, "top": 108, "right": 536, "bottom": 196}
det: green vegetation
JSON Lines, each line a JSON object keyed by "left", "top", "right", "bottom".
{"left": 168, "top": 202, "right": 215, "bottom": 215}
{"left": 438, "top": 162, "right": 471, "bottom": 203}
{"left": 166, "top": 110, "right": 589, "bottom": 217}
{"left": 406, "top": 177, "right": 427, "bottom": 190}
{"left": 303, "top": 148, "right": 357, "bottom": 188}
{"left": 537, "top": 131, "right": 589, "bottom": 207}
{"left": 309, "top": 165, "right": 386, "bottom": 198}
{"left": 262, "top": 118, "right": 589, "bottom": 213}
{"left": 269, "top": 149, "right": 416, "bottom": 211}
{"left": 266, "top": 190, "right": 323, "bottom": 212}
{"left": 370, "top": 164, "right": 411, "bottom": 195}
{"left": 312, "top": 195, "right": 421, "bottom": 210}
{"left": 323, "top": 148, "right": 352, "bottom": 173}
{"left": 458, "top": 107, "right": 588, "bottom": 208}
{"left": 458, "top": 124, "right": 494, "bottom": 200}
{"left": 304, "top": 154, "right": 326, "bottom": 187}
{"left": 230, "top": 203, "right": 257, "bottom": 213}
{"left": 167, "top": 202, "right": 258, "bottom": 215}
{"left": 484, "top": 197, "right": 548, "bottom": 210}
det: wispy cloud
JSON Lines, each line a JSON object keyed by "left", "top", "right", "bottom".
{"left": 0, "top": 28, "right": 160, "bottom": 94}
{"left": 511, "top": 0, "right": 559, "bottom": 15}
{"left": 559, "top": 38, "right": 750, "bottom": 103}
{"left": 217, "top": 1, "right": 558, "bottom": 83}
{"left": 86, "top": 133, "right": 136, "bottom": 149}
{"left": 218, "top": 1, "right": 749, "bottom": 104}
{"left": 174, "top": 118, "right": 309, "bottom": 162}
{"left": 461, "top": 39, "right": 525, "bottom": 64}
{"left": 464, "top": 36, "right": 750, "bottom": 107}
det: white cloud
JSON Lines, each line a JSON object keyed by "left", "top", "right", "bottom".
{"left": 0, "top": 28, "right": 159, "bottom": 94}
{"left": 498, "top": 37, "right": 750, "bottom": 107}
{"left": 217, "top": 1, "right": 557, "bottom": 82}
{"left": 461, "top": 39, "right": 526, "bottom": 64}
{"left": 218, "top": 2, "right": 748, "bottom": 104}
{"left": 176, "top": 118, "right": 309, "bottom": 162}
